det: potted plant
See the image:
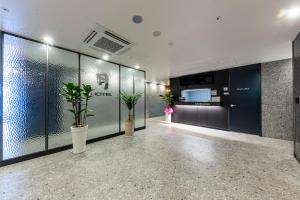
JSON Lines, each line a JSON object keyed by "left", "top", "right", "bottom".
{"left": 160, "top": 92, "right": 174, "bottom": 123}
{"left": 60, "top": 82, "right": 94, "bottom": 153}
{"left": 120, "top": 91, "right": 142, "bottom": 136}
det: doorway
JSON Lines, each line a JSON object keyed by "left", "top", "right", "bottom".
{"left": 229, "top": 64, "right": 261, "bottom": 135}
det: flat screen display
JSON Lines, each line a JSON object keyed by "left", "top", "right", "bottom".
{"left": 181, "top": 89, "right": 211, "bottom": 102}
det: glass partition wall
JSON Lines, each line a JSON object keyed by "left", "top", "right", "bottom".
{"left": 2, "top": 34, "right": 47, "bottom": 160}
{"left": 80, "top": 55, "right": 120, "bottom": 139}
{"left": 0, "top": 32, "right": 146, "bottom": 165}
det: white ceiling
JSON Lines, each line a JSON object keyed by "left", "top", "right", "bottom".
{"left": 1, "top": 0, "right": 300, "bottom": 83}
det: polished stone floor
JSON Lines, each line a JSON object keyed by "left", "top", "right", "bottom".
{"left": 1, "top": 117, "right": 300, "bottom": 200}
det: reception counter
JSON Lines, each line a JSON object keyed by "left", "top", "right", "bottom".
{"left": 170, "top": 65, "right": 262, "bottom": 134}
{"left": 172, "top": 103, "right": 228, "bottom": 130}
{"left": 170, "top": 69, "right": 229, "bottom": 130}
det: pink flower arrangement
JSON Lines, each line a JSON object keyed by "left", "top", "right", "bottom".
{"left": 164, "top": 107, "right": 173, "bottom": 115}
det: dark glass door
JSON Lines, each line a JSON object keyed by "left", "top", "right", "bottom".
{"left": 293, "top": 33, "right": 300, "bottom": 162}
{"left": 229, "top": 65, "right": 261, "bottom": 135}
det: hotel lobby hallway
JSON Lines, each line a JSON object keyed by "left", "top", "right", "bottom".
{"left": 0, "top": 117, "right": 300, "bottom": 200}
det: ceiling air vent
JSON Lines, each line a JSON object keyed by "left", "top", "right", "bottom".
{"left": 82, "top": 24, "right": 134, "bottom": 55}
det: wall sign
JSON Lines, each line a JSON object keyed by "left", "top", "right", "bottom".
{"left": 95, "top": 72, "right": 112, "bottom": 96}
{"left": 211, "top": 90, "right": 217, "bottom": 96}
{"left": 236, "top": 87, "right": 250, "bottom": 91}
{"left": 97, "top": 73, "right": 109, "bottom": 90}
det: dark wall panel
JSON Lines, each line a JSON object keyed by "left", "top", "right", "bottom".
{"left": 293, "top": 32, "right": 300, "bottom": 161}
{"left": 171, "top": 69, "right": 229, "bottom": 107}
{"left": 229, "top": 64, "right": 261, "bottom": 135}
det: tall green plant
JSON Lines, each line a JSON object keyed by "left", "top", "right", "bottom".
{"left": 160, "top": 92, "right": 174, "bottom": 107}
{"left": 60, "top": 82, "right": 94, "bottom": 127}
{"left": 120, "top": 91, "right": 142, "bottom": 120}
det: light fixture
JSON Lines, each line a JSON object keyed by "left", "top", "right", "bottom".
{"left": 43, "top": 36, "right": 53, "bottom": 45}
{"left": 288, "top": 7, "right": 300, "bottom": 18}
{"left": 278, "top": 7, "right": 300, "bottom": 19}
{"left": 132, "top": 15, "right": 143, "bottom": 24}
{"left": 128, "top": 68, "right": 133, "bottom": 71}
{"left": 134, "top": 65, "right": 140, "bottom": 69}
{"left": 102, "top": 54, "right": 109, "bottom": 60}
{"left": 97, "top": 59, "right": 103, "bottom": 64}
{"left": 152, "top": 31, "right": 161, "bottom": 37}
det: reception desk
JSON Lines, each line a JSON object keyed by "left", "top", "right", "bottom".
{"left": 170, "top": 69, "right": 230, "bottom": 130}
{"left": 170, "top": 65, "right": 262, "bottom": 134}
{"left": 172, "top": 102, "right": 228, "bottom": 130}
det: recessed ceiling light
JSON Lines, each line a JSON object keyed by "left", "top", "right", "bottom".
{"left": 288, "top": 7, "right": 300, "bottom": 18}
{"left": 134, "top": 65, "right": 140, "bottom": 69}
{"left": 43, "top": 36, "right": 53, "bottom": 45}
{"left": 152, "top": 31, "right": 161, "bottom": 37}
{"left": 278, "top": 7, "right": 300, "bottom": 19}
{"left": 102, "top": 54, "right": 109, "bottom": 60}
{"left": 132, "top": 15, "right": 143, "bottom": 24}
{"left": 128, "top": 68, "right": 133, "bottom": 71}
{"left": 97, "top": 59, "right": 103, "bottom": 64}
{"left": 277, "top": 9, "right": 286, "bottom": 18}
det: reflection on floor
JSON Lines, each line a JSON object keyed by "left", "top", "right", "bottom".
{"left": 0, "top": 117, "right": 300, "bottom": 200}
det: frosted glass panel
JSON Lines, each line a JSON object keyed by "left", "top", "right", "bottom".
{"left": 3, "top": 34, "right": 46, "bottom": 160}
{"left": 48, "top": 47, "right": 79, "bottom": 149}
{"left": 134, "top": 70, "right": 145, "bottom": 128}
{"left": 120, "top": 67, "right": 134, "bottom": 131}
{"left": 80, "top": 56, "right": 119, "bottom": 139}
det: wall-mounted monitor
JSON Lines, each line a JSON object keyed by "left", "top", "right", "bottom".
{"left": 181, "top": 89, "right": 211, "bottom": 102}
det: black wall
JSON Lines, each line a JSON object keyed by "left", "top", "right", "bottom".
{"left": 170, "top": 69, "right": 229, "bottom": 107}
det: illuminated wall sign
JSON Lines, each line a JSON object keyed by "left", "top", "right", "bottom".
{"left": 95, "top": 72, "right": 112, "bottom": 96}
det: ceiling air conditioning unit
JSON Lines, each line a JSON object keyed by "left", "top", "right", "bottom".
{"left": 82, "top": 24, "right": 134, "bottom": 55}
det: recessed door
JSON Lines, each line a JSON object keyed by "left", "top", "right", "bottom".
{"left": 229, "top": 65, "right": 261, "bottom": 135}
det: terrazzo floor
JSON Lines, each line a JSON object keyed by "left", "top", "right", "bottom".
{"left": 1, "top": 117, "right": 300, "bottom": 200}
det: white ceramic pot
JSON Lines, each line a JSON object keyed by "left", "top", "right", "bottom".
{"left": 165, "top": 113, "right": 172, "bottom": 123}
{"left": 70, "top": 125, "right": 88, "bottom": 154}
{"left": 125, "top": 120, "right": 134, "bottom": 136}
